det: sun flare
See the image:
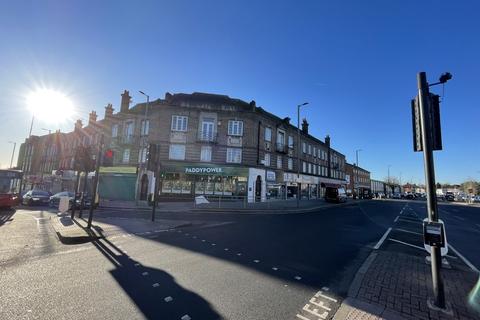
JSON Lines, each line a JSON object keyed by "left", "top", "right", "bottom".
{"left": 26, "top": 88, "right": 74, "bottom": 123}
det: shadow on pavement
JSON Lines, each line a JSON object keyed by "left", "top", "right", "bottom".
{"left": 91, "top": 234, "right": 222, "bottom": 319}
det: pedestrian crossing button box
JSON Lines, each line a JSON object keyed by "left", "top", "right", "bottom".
{"left": 423, "top": 221, "right": 445, "bottom": 247}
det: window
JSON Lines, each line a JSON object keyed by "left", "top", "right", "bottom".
{"left": 226, "top": 148, "right": 242, "bottom": 163}
{"left": 277, "top": 130, "right": 285, "bottom": 145}
{"left": 265, "top": 127, "right": 272, "bottom": 142}
{"left": 308, "top": 144, "right": 312, "bottom": 155}
{"left": 200, "top": 146, "right": 212, "bottom": 162}
{"left": 264, "top": 153, "right": 271, "bottom": 166}
{"left": 277, "top": 155, "right": 282, "bottom": 169}
{"left": 112, "top": 124, "right": 118, "bottom": 137}
{"left": 308, "top": 163, "right": 312, "bottom": 174}
{"left": 302, "top": 142, "right": 306, "bottom": 153}
{"left": 171, "top": 115, "right": 188, "bottom": 131}
{"left": 138, "top": 147, "right": 147, "bottom": 163}
{"left": 228, "top": 120, "right": 243, "bottom": 136}
{"left": 288, "top": 158, "right": 293, "bottom": 170}
{"left": 288, "top": 136, "right": 294, "bottom": 148}
{"left": 125, "top": 121, "right": 134, "bottom": 137}
{"left": 169, "top": 144, "right": 186, "bottom": 160}
{"left": 313, "top": 147, "right": 317, "bottom": 157}
{"left": 200, "top": 118, "right": 215, "bottom": 141}
{"left": 122, "top": 149, "right": 130, "bottom": 164}
{"left": 302, "top": 161, "right": 307, "bottom": 173}
{"left": 140, "top": 120, "right": 149, "bottom": 136}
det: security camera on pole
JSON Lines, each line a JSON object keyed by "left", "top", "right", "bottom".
{"left": 411, "top": 71, "right": 452, "bottom": 312}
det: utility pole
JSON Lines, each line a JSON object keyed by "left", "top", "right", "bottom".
{"left": 8, "top": 141, "right": 16, "bottom": 168}
{"left": 413, "top": 71, "right": 452, "bottom": 310}
{"left": 87, "top": 134, "right": 104, "bottom": 229}
{"left": 296, "top": 102, "right": 308, "bottom": 208}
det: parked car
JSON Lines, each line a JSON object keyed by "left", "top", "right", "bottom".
{"left": 445, "top": 192, "right": 455, "bottom": 201}
{"left": 392, "top": 193, "right": 401, "bottom": 199}
{"left": 325, "top": 187, "right": 347, "bottom": 203}
{"left": 404, "top": 193, "right": 414, "bottom": 200}
{"left": 22, "top": 190, "right": 51, "bottom": 206}
{"left": 74, "top": 193, "right": 98, "bottom": 209}
{"left": 49, "top": 191, "right": 75, "bottom": 209}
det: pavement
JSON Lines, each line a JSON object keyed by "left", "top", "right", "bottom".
{"left": 1, "top": 199, "right": 479, "bottom": 319}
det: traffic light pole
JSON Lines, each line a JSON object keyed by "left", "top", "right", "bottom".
{"left": 71, "top": 170, "right": 81, "bottom": 219}
{"left": 417, "top": 72, "right": 445, "bottom": 309}
{"left": 87, "top": 135, "right": 104, "bottom": 229}
{"left": 151, "top": 169, "right": 159, "bottom": 222}
{"left": 78, "top": 171, "right": 88, "bottom": 218}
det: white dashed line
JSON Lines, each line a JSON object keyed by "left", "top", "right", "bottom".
{"left": 142, "top": 272, "right": 149, "bottom": 276}
{"left": 253, "top": 260, "right": 260, "bottom": 263}
{"left": 202, "top": 239, "right": 206, "bottom": 242}
{"left": 294, "top": 276, "right": 302, "bottom": 280}
{"left": 164, "top": 296, "right": 173, "bottom": 302}
{"left": 237, "top": 253, "right": 242, "bottom": 256}
{"left": 394, "top": 216, "right": 399, "bottom": 223}
{"left": 152, "top": 283, "right": 159, "bottom": 287}
{"left": 181, "top": 315, "right": 191, "bottom": 320}
{"left": 272, "top": 267, "right": 278, "bottom": 271}
{"left": 296, "top": 314, "right": 310, "bottom": 320}
{"left": 314, "top": 291, "right": 338, "bottom": 303}
{"left": 448, "top": 244, "right": 479, "bottom": 273}
{"left": 224, "top": 248, "right": 229, "bottom": 251}
{"left": 302, "top": 304, "right": 328, "bottom": 319}
{"left": 134, "top": 263, "right": 140, "bottom": 267}
{"left": 211, "top": 243, "right": 216, "bottom": 246}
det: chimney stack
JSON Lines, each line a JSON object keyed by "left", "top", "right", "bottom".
{"left": 301, "top": 118, "right": 309, "bottom": 134}
{"left": 325, "top": 135, "right": 331, "bottom": 147}
{"left": 74, "top": 119, "right": 83, "bottom": 131}
{"left": 120, "top": 90, "right": 131, "bottom": 113}
{"left": 105, "top": 103, "right": 114, "bottom": 118}
{"left": 88, "top": 111, "right": 97, "bottom": 125}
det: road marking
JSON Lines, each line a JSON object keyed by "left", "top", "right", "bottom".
{"left": 310, "top": 297, "right": 332, "bottom": 311}
{"left": 388, "top": 238, "right": 424, "bottom": 250}
{"left": 134, "top": 263, "right": 140, "bottom": 267}
{"left": 303, "top": 304, "right": 328, "bottom": 319}
{"left": 394, "top": 216, "right": 399, "bottom": 223}
{"left": 374, "top": 227, "right": 392, "bottom": 249}
{"left": 224, "top": 248, "right": 229, "bottom": 251}
{"left": 397, "top": 218, "right": 422, "bottom": 224}
{"left": 152, "top": 283, "right": 159, "bottom": 287}
{"left": 314, "top": 291, "right": 338, "bottom": 303}
{"left": 211, "top": 243, "right": 216, "bottom": 246}
{"left": 181, "top": 315, "right": 191, "bottom": 320}
{"left": 142, "top": 272, "right": 149, "bottom": 276}
{"left": 452, "top": 215, "right": 465, "bottom": 221}
{"left": 448, "top": 244, "right": 479, "bottom": 273}
{"left": 394, "top": 228, "right": 422, "bottom": 236}
{"left": 253, "top": 260, "right": 260, "bottom": 263}
{"left": 237, "top": 253, "right": 242, "bottom": 256}
{"left": 202, "top": 239, "right": 206, "bottom": 242}
{"left": 164, "top": 296, "right": 173, "bottom": 302}
{"left": 322, "top": 287, "right": 329, "bottom": 291}
{"left": 296, "top": 314, "right": 310, "bottom": 320}
{"left": 193, "top": 236, "right": 197, "bottom": 239}
{"left": 294, "top": 276, "right": 302, "bottom": 280}
{"left": 272, "top": 267, "right": 278, "bottom": 271}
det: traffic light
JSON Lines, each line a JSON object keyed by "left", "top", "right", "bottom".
{"left": 103, "top": 149, "right": 114, "bottom": 167}
{"left": 146, "top": 144, "right": 159, "bottom": 172}
{"left": 411, "top": 93, "right": 442, "bottom": 152}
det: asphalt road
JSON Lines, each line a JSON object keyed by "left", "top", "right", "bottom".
{"left": 0, "top": 200, "right": 478, "bottom": 320}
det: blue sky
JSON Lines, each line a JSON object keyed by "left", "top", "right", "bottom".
{"left": 0, "top": 0, "right": 479, "bottom": 184}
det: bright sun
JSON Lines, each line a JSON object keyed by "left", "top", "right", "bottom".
{"left": 26, "top": 89, "right": 74, "bottom": 123}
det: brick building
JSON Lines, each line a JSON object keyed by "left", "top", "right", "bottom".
{"left": 345, "top": 163, "right": 371, "bottom": 198}
{"left": 19, "top": 91, "right": 348, "bottom": 202}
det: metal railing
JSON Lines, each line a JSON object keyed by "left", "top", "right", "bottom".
{"left": 275, "top": 142, "right": 287, "bottom": 153}
{"left": 197, "top": 131, "right": 218, "bottom": 143}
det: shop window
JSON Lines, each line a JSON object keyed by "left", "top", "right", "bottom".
{"left": 171, "top": 115, "right": 188, "bottom": 131}
{"left": 169, "top": 144, "right": 186, "bottom": 160}
{"left": 288, "top": 158, "right": 293, "bottom": 170}
{"left": 264, "top": 153, "right": 271, "bottom": 166}
{"left": 122, "top": 149, "right": 130, "bottom": 164}
{"left": 228, "top": 120, "right": 243, "bottom": 136}
{"left": 200, "top": 146, "right": 212, "bottom": 162}
{"left": 265, "top": 127, "right": 272, "bottom": 142}
{"left": 276, "top": 155, "right": 282, "bottom": 169}
{"left": 226, "top": 148, "right": 242, "bottom": 163}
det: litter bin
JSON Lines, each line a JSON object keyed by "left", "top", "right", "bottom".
{"left": 59, "top": 196, "right": 70, "bottom": 213}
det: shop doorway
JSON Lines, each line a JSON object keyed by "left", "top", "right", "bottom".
{"left": 140, "top": 174, "right": 149, "bottom": 200}
{"left": 255, "top": 175, "right": 262, "bottom": 201}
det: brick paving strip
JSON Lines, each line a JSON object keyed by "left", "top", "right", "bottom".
{"left": 332, "top": 249, "right": 480, "bottom": 319}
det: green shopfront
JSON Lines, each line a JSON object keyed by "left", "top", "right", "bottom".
{"left": 159, "top": 162, "right": 249, "bottom": 198}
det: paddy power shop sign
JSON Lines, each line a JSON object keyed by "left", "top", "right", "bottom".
{"left": 161, "top": 162, "right": 249, "bottom": 177}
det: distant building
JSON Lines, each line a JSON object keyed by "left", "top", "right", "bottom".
{"left": 345, "top": 163, "right": 371, "bottom": 198}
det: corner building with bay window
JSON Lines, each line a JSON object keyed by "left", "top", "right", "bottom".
{"left": 18, "top": 90, "right": 347, "bottom": 203}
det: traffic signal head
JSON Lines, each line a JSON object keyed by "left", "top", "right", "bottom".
{"left": 146, "top": 144, "right": 159, "bottom": 171}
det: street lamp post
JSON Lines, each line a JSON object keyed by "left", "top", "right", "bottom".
{"left": 8, "top": 141, "right": 16, "bottom": 169}
{"left": 138, "top": 91, "right": 150, "bottom": 205}
{"left": 297, "top": 102, "right": 309, "bottom": 208}
{"left": 355, "top": 149, "right": 362, "bottom": 199}
{"left": 388, "top": 164, "right": 392, "bottom": 195}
